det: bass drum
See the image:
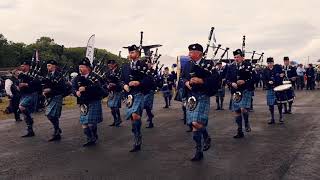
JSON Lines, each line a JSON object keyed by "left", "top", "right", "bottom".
{"left": 174, "top": 56, "right": 190, "bottom": 102}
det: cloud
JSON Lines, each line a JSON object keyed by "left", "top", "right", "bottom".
{"left": 0, "top": 0, "right": 17, "bottom": 9}
{"left": 0, "top": 0, "right": 319, "bottom": 64}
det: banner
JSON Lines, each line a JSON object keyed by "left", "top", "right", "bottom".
{"left": 86, "top": 34, "right": 95, "bottom": 64}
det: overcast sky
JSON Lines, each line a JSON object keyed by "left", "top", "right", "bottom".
{"left": 1, "top": 0, "right": 319, "bottom": 64}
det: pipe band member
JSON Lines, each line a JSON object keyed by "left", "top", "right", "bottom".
{"left": 120, "top": 45, "right": 154, "bottom": 152}
{"left": 105, "top": 59, "right": 122, "bottom": 127}
{"left": 72, "top": 58, "right": 104, "bottom": 147}
{"left": 181, "top": 43, "right": 218, "bottom": 161}
{"left": 18, "top": 60, "right": 41, "bottom": 137}
{"left": 43, "top": 60, "right": 66, "bottom": 141}
{"left": 263, "top": 57, "right": 284, "bottom": 124}
{"left": 225, "top": 49, "right": 254, "bottom": 139}
{"left": 282, "top": 56, "right": 297, "bottom": 114}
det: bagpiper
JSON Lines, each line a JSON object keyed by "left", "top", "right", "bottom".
{"left": 42, "top": 60, "right": 66, "bottom": 141}
{"left": 18, "top": 60, "right": 42, "bottom": 137}
{"left": 225, "top": 49, "right": 254, "bottom": 138}
{"left": 181, "top": 43, "right": 218, "bottom": 161}
{"left": 72, "top": 58, "right": 104, "bottom": 147}
{"left": 160, "top": 67, "right": 175, "bottom": 108}
{"left": 121, "top": 45, "right": 154, "bottom": 152}
{"left": 143, "top": 61, "right": 157, "bottom": 128}
{"left": 105, "top": 59, "right": 122, "bottom": 127}
{"left": 215, "top": 62, "right": 227, "bottom": 110}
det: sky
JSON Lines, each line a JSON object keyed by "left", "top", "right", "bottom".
{"left": 0, "top": 0, "right": 319, "bottom": 64}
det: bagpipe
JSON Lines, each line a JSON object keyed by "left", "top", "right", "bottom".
{"left": 189, "top": 27, "right": 217, "bottom": 79}
{"left": 19, "top": 52, "right": 46, "bottom": 84}
{"left": 42, "top": 66, "right": 72, "bottom": 107}
{"left": 92, "top": 53, "right": 109, "bottom": 81}
{"left": 76, "top": 56, "right": 109, "bottom": 115}
{"left": 232, "top": 36, "right": 264, "bottom": 103}
{"left": 123, "top": 31, "right": 159, "bottom": 108}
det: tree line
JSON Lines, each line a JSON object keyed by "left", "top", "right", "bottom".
{"left": 0, "top": 34, "right": 125, "bottom": 69}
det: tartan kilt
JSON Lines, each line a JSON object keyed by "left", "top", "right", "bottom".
{"left": 232, "top": 90, "right": 252, "bottom": 111}
{"left": 107, "top": 91, "right": 122, "bottom": 108}
{"left": 143, "top": 91, "right": 154, "bottom": 109}
{"left": 45, "top": 95, "right": 63, "bottom": 118}
{"left": 19, "top": 93, "right": 38, "bottom": 113}
{"left": 162, "top": 89, "right": 172, "bottom": 98}
{"left": 216, "top": 88, "right": 225, "bottom": 97}
{"left": 125, "top": 93, "right": 144, "bottom": 120}
{"left": 266, "top": 89, "right": 276, "bottom": 106}
{"left": 186, "top": 94, "right": 210, "bottom": 126}
{"left": 80, "top": 100, "right": 103, "bottom": 125}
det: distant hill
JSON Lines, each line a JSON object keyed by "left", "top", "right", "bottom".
{"left": 158, "top": 55, "right": 177, "bottom": 68}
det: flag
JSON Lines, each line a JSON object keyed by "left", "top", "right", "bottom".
{"left": 86, "top": 34, "right": 95, "bottom": 64}
{"left": 212, "top": 32, "right": 217, "bottom": 44}
{"left": 35, "top": 49, "right": 39, "bottom": 62}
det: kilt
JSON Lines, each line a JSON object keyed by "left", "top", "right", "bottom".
{"left": 232, "top": 90, "right": 252, "bottom": 111}
{"left": 186, "top": 94, "right": 210, "bottom": 126}
{"left": 107, "top": 91, "right": 122, "bottom": 108}
{"left": 162, "top": 89, "right": 172, "bottom": 98}
{"left": 143, "top": 91, "right": 154, "bottom": 109}
{"left": 20, "top": 93, "right": 38, "bottom": 113}
{"left": 45, "top": 95, "right": 63, "bottom": 118}
{"left": 80, "top": 100, "right": 103, "bottom": 125}
{"left": 216, "top": 88, "right": 225, "bottom": 97}
{"left": 125, "top": 93, "right": 144, "bottom": 120}
{"left": 266, "top": 89, "right": 276, "bottom": 106}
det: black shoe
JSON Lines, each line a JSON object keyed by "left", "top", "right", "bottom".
{"left": 48, "top": 134, "right": 61, "bottom": 142}
{"left": 146, "top": 123, "right": 154, "bottom": 128}
{"left": 190, "top": 152, "right": 203, "bottom": 161}
{"left": 216, "top": 107, "right": 221, "bottom": 110}
{"left": 83, "top": 141, "right": 96, "bottom": 147}
{"left": 15, "top": 119, "right": 22, "bottom": 122}
{"left": 283, "top": 111, "right": 289, "bottom": 114}
{"left": 220, "top": 108, "right": 225, "bottom": 110}
{"left": 21, "top": 131, "right": 35, "bottom": 138}
{"left": 109, "top": 122, "right": 116, "bottom": 127}
{"left": 287, "top": 111, "right": 292, "bottom": 114}
{"left": 279, "top": 119, "right": 284, "bottom": 124}
{"left": 186, "top": 129, "right": 192, "bottom": 132}
{"left": 245, "top": 127, "right": 251, "bottom": 132}
{"left": 115, "top": 121, "right": 122, "bottom": 127}
{"left": 268, "top": 121, "right": 275, "bottom": 125}
{"left": 129, "top": 145, "right": 141, "bottom": 152}
{"left": 233, "top": 133, "right": 244, "bottom": 139}
{"left": 203, "top": 138, "right": 211, "bottom": 151}
{"left": 163, "top": 106, "right": 169, "bottom": 109}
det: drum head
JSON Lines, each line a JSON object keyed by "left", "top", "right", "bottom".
{"left": 274, "top": 84, "right": 292, "bottom": 92}
{"left": 283, "top": 81, "right": 291, "bottom": 84}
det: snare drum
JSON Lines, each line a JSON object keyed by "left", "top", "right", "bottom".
{"left": 274, "top": 84, "right": 294, "bottom": 103}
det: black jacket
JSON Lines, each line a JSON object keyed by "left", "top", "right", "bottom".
{"left": 180, "top": 59, "right": 219, "bottom": 97}
{"left": 225, "top": 61, "right": 254, "bottom": 93}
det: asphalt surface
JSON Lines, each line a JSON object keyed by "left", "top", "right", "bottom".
{"left": 0, "top": 89, "right": 320, "bottom": 180}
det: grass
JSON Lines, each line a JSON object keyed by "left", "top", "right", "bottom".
{"left": 0, "top": 97, "right": 10, "bottom": 120}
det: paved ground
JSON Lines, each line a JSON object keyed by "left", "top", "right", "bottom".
{"left": 0, "top": 89, "right": 320, "bottom": 180}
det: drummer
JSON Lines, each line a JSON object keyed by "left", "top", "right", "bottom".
{"left": 282, "top": 56, "right": 297, "bottom": 114}
{"left": 263, "top": 57, "right": 284, "bottom": 124}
